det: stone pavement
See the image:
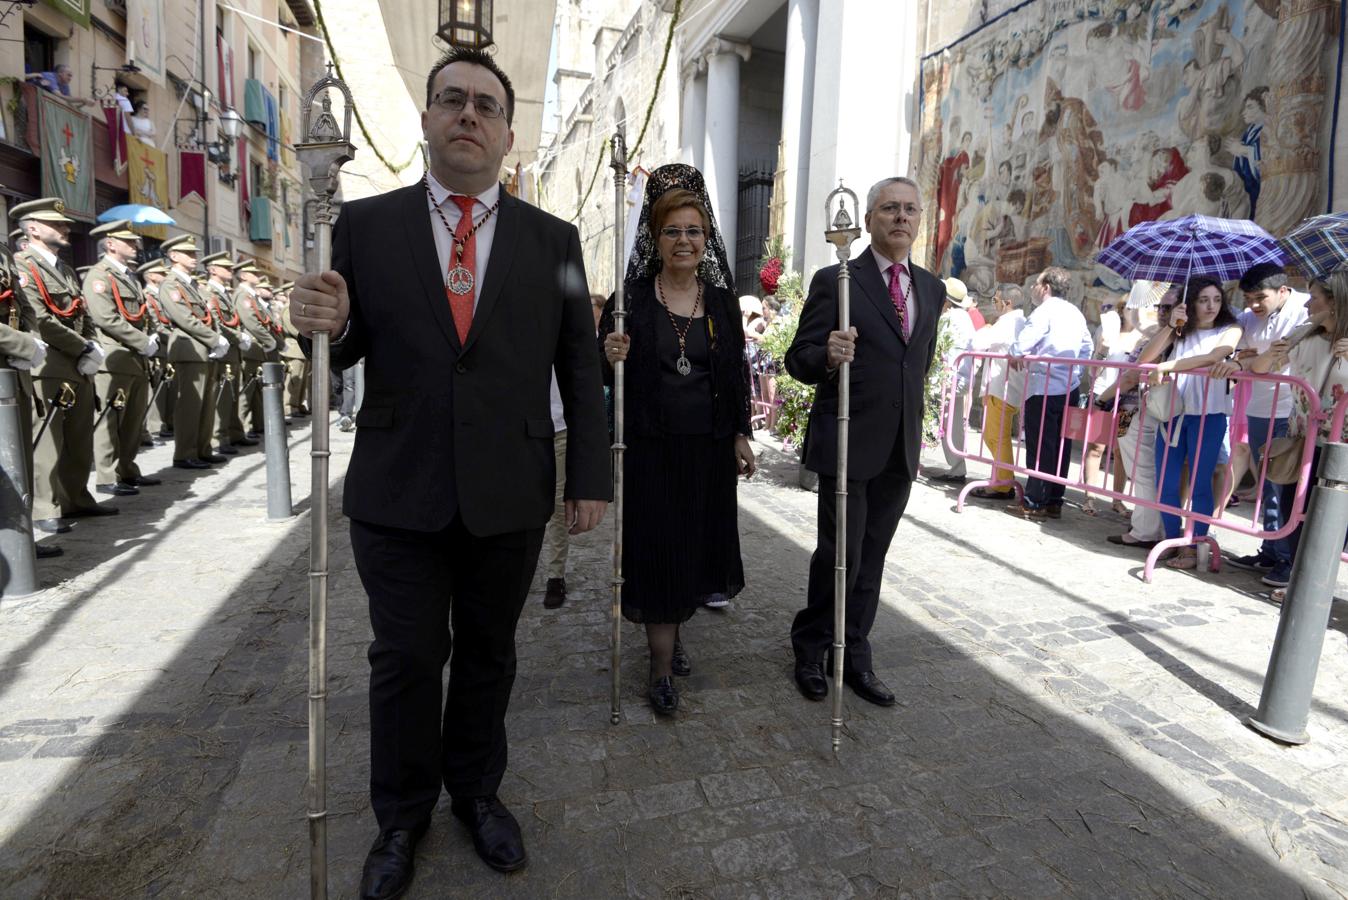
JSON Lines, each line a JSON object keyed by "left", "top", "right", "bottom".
{"left": 1, "top": 422, "right": 1346, "bottom": 898}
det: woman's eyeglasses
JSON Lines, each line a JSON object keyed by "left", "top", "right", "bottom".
{"left": 659, "top": 226, "right": 705, "bottom": 241}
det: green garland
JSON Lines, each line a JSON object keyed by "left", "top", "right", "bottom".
{"left": 312, "top": 0, "right": 422, "bottom": 176}
{"left": 757, "top": 269, "right": 811, "bottom": 446}
{"left": 569, "top": 0, "right": 683, "bottom": 223}
{"left": 923, "top": 318, "right": 956, "bottom": 449}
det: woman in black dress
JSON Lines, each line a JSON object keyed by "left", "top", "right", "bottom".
{"left": 599, "top": 164, "right": 755, "bottom": 715}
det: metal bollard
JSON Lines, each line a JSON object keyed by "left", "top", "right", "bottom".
{"left": 1247, "top": 441, "right": 1348, "bottom": 744}
{"left": 262, "top": 362, "right": 293, "bottom": 521}
{"left": 0, "top": 369, "right": 38, "bottom": 597}
{"left": 353, "top": 360, "right": 365, "bottom": 415}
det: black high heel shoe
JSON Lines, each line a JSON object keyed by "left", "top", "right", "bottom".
{"left": 649, "top": 675, "right": 679, "bottom": 715}
{"left": 671, "top": 640, "right": 692, "bottom": 677}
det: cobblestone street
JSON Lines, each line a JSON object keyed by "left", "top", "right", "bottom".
{"left": 1, "top": 422, "right": 1347, "bottom": 898}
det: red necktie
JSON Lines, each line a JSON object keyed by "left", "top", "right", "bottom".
{"left": 447, "top": 194, "right": 477, "bottom": 343}
{"left": 889, "top": 262, "right": 910, "bottom": 341}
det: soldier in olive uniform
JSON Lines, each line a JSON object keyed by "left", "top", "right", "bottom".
{"left": 83, "top": 220, "right": 162, "bottom": 496}
{"left": 158, "top": 234, "right": 229, "bottom": 469}
{"left": 138, "top": 258, "right": 174, "bottom": 438}
{"left": 202, "top": 252, "right": 253, "bottom": 454}
{"left": 0, "top": 216, "right": 59, "bottom": 557}
{"left": 279, "top": 286, "right": 310, "bottom": 416}
{"left": 232, "top": 260, "right": 276, "bottom": 438}
{"left": 12, "top": 198, "right": 116, "bottom": 530}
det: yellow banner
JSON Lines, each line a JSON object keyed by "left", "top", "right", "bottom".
{"left": 128, "top": 142, "right": 169, "bottom": 240}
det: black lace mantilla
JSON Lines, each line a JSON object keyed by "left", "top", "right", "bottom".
{"left": 624, "top": 163, "right": 736, "bottom": 293}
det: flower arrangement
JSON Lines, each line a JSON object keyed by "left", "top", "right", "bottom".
{"left": 758, "top": 236, "right": 788, "bottom": 297}
{"left": 922, "top": 318, "right": 956, "bottom": 449}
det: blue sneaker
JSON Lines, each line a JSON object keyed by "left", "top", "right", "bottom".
{"left": 1261, "top": 562, "right": 1292, "bottom": 588}
{"left": 1229, "top": 552, "right": 1275, "bottom": 572}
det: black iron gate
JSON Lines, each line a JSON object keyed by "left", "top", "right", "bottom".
{"left": 735, "top": 163, "right": 774, "bottom": 295}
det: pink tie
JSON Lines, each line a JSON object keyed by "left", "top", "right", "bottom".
{"left": 889, "top": 262, "right": 910, "bottom": 341}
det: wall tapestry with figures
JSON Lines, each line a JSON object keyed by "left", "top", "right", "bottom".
{"left": 914, "top": 0, "right": 1344, "bottom": 296}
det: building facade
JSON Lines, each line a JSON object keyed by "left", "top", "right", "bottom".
{"left": 541, "top": 0, "right": 1348, "bottom": 303}
{"left": 0, "top": 0, "right": 323, "bottom": 281}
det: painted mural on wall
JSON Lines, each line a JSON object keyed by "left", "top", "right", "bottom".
{"left": 915, "top": 0, "right": 1342, "bottom": 295}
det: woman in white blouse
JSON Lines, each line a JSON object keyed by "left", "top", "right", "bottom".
{"left": 1137, "top": 275, "right": 1242, "bottom": 569}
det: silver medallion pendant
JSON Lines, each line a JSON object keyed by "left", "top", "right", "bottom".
{"left": 676, "top": 354, "right": 692, "bottom": 376}
{"left": 447, "top": 266, "right": 474, "bottom": 296}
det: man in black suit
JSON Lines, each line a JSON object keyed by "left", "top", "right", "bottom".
{"left": 785, "top": 177, "right": 945, "bottom": 708}
{"left": 292, "top": 47, "right": 610, "bottom": 898}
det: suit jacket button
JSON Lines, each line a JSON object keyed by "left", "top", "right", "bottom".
{"left": 892, "top": 401, "right": 901, "bottom": 409}
{"left": 455, "top": 362, "right": 467, "bottom": 374}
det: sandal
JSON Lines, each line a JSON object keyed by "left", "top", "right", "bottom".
{"left": 1269, "top": 588, "right": 1286, "bottom": 605}
{"left": 1112, "top": 500, "right": 1130, "bottom": 517}
{"left": 1082, "top": 499, "right": 1099, "bottom": 517}
{"left": 1165, "top": 549, "right": 1198, "bottom": 570}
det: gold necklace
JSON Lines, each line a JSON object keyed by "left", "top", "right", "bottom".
{"left": 655, "top": 275, "right": 703, "bottom": 376}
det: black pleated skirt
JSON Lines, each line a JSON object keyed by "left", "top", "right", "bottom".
{"left": 620, "top": 433, "right": 745, "bottom": 624}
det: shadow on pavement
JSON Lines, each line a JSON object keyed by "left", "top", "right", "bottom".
{"left": 0, "top": 461, "right": 1337, "bottom": 898}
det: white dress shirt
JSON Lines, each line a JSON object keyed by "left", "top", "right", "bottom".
{"left": 425, "top": 171, "right": 500, "bottom": 312}
{"left": 1010, "top": 295, "right": 1094, "bottom": 397}
{"left": 1237, "top": 290, "right": 1309, "bottom": 419}
{"left": 872, "top": 249, "right": 917, "bottom": 334}
{"left": 973, "top": 309, "right": 1027, "bottom": 408}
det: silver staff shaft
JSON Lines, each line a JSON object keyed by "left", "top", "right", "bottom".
{"left": 295, "top": 66, "right": 356, "bottom": 900}
{"left": 822, "top": 183, "right": 861, "bottom": 754}
{"left": 609, "top": 132, "right": 628, "bottom": 725}
{"left": 307, "top": 212, "right": 331, "bottom": 900}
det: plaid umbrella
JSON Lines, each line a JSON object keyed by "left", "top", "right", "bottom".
{"left": 1277, "top": 212, "right": 1348, "bottom": 281}
{"left": 1097, "top": 214, "right": 1286, "bottom": 284}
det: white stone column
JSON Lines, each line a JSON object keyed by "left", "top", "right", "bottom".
{"left": 679, "top": 61, "right": 707, "bottom": 169}
{"left": 702, "top": 39, "right": 751, "bottom": 279}
{"left": 803, "top": 0, "right": 919, "bottom": 274}
{"left": 780, "top": 0, "right": 819, "bottom": 272}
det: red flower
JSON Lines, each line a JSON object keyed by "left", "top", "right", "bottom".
{"left": 759, "top": 257, "right": 783, "bottom": 295}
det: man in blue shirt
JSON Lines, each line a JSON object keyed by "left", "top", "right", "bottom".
{"left": 1006, "top": 267, "right": 1094, "bottom": 519}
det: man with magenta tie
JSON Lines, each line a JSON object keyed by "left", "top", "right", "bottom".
{"left": 784, "top": 177, "right": 947, "bottom": 709}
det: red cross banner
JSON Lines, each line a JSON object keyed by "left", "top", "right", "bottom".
{"left": 37, "top": 91, "right": 94, "bottom": 221}
{"left": 129, "top": 142, "right": 170, "bottom": 239}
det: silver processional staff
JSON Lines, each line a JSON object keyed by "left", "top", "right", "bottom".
{"left": 824, "top": 183, "right": 861, "bottom": 753}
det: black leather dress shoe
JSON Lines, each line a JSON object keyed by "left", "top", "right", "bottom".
{"left": 67, "top": 503, "right": 119, "bottom": 518}
{"left": 543, "top": 577, "right": 566, "bottom": 609}
{"left": 929, "top": 471, "right": 968, "bottom": 484}
{"left": 671, "top": 640, "right": 692, "bottom": 677}
{"left": 244, "top": 430, "right": 261, "bottom": 440}
{"left": 201, "top": 453, "right": 228, "bottom": 463}
{"left": 843, "top": 671, "right": 896, "bottom": 707}
{"left": 794, "top": 662, "right": 828, "bottom": 701}
{"left": 450, "top": 795, "right": 527, "bottom": 872}
{"left": 215, "top": 445, "right": 239, "bottom": 456}
{"left": 97, "top": 483, "right": 139, "bottom": 497}
{"left": 131, "top": 475, "right": 162, "bottom": 486}
{"left": 649, "top": 675, "right": 679, "bottom": 715}
{"left": 34, "top": 519, "right": 71, "bottom": 534}
{"left": 157, "top": 427, "right": 173, "bottom": 438}
{"left": 173, "top": 458, "right": 211, "bottom": 470}
{"left": 140, "top": 438, "right": 155, "bottom": 448}
{"left": 359, "top": 826, "right": 426, "bottom": 899}
{"left": 232, "top": 436, "right": 260, "bottom": 447}
{"left": 36, "top": 543, "right": 63, "bottom": 558}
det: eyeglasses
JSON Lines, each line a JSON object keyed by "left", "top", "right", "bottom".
{"left": 1157, "top": 304, "right": 1175, "bottom": 313}
{"left": 659, "top": 226, "right": 705, "bottom": 241}
{"left": 872, "top": 202, "right": 922, "bottom": 219}
{"left": 430, "top": 88, "right": 507, "bottom": 120}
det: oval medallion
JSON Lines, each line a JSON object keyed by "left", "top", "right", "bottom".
{"left": 447, "top": 266, "right": 474, "bottom": 296}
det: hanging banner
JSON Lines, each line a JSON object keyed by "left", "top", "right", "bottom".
{"left": 129, "top": 142, "right": 170, "bottom": 239}
{"left": 915, "top": 0, "right": 1343, "bottom": 292}
{"left": 41, "top": 0, "right": 89, "bottom": 28}
{"left": 178, "top": 150, "right": 206, "bottom": 204}
{"left": 217, "top": 33, "right": 235, "bottom": 109}
{"left": 38, "top": 91, "right": 94, "bottom": 221}
{"left": 103, "top": 105, "right": 128, "bottom": 175}
{"left": 126, "top": 0, "right": 166, "bottom": 87}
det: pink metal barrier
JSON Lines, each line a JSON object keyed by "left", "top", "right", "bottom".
{"left": 941, "top": 351, "right": 1331, "bottom": 582}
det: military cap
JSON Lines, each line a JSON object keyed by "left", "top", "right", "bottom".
{"left": 9, "top": 197, "right": 74, "bottom": 224}
{"left": 201, "top": 251, "right": 233, "bottom": 269}
{"left": 90, "top": 219, "right": 141, "bottom": 241}
{"left": 279, "top": 281, "right": 294, "bottom": 292}
{"left": 9, "top": 228, "right": 23, "bottom": 243}
{"left": 136, "top": 259, "right": 167, "bottom": 276}
{"left": 233, "top": 258, "right": 258, "bottom": 274}
{"left": 161, "top": 234, "right": 200, "bottom": 255}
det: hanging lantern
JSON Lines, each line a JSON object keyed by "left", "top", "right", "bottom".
{"left": 438, "top": 0, "right": 493, "bottom": 49}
